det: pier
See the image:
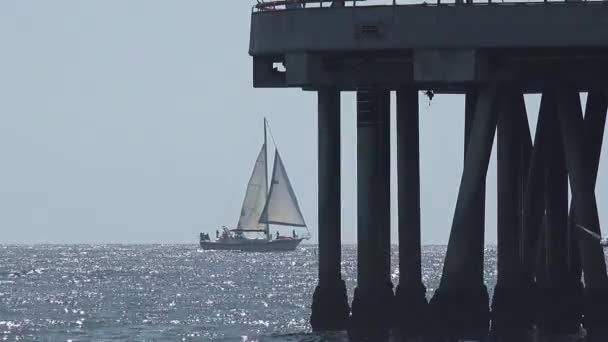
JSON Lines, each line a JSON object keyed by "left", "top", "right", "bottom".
{"left": 249, "top": 0, "right": 608, "bottom": 340}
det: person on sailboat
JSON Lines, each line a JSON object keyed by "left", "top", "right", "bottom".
{"left": 221, "top": 227, "right": 229, "bottom": 240}
{"left": 292, "top": 229, "right": 297, "bottom": 238}
{"left": 577, "top": 224, "right": 608, "bottom": 247}
{"left": 276, "top": 231, "right": 280, "bottom": 240}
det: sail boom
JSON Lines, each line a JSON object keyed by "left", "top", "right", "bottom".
{"left": 231, "top": 228, "right": 267, "bottom": 232}
{"left": 257, "top": 221, "right": 307, "bottom": 228}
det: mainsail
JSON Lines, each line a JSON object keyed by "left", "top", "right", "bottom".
{"left": 259, "top": 151, "right": 307, "bottom": 227}
{"left": 236, "top": 144, "right": 268, "bottom": 231}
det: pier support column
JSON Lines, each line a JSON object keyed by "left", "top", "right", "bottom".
{"left": 556, "top": 87, "right": 608, "bottom": 339}
{"left": 520, "top": 94, "right": 555, "bottom": 316}
{"left": 536, "top": 91, "right": 581, "bottom": 335}
{"left": 394, "top": 88, "right": 428, "bottom": 338}
{"left": 568, "top": 91, "right": 608, "bottom": 283}
{"left": 464, "top": 89, "right": 487, "bottom": 284}
{"left": 310, "top": 88, "right": 350, "bottom": 331}
{"left": 491, "top": 90, "right": 534, "bottom": 338}
{"left": 581, "top": 91, "right": 608, "bottom": 198}
{"left": 429, "top": 86, "right": 498, "bottom": 340}
{"left": 349, "top": 88, "right": 394, "bottom": 341}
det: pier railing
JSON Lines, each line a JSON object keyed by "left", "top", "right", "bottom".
{"left": 254, "top": 0, "right": 607, "bottom": 11}
{"left": 255, "top": 0, "right": 362, "bottom": 11}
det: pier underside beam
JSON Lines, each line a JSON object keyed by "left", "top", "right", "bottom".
{"left": 556, "top": 86, "right": 608, "bottom": 338}
{"left": 536, "top": 91, "right": 582, "bottom": 334}
{"left": 310, "top": 88, "right": 350, "bottom": 331}
{"left": 256, "top": 52, "right": 608, "bottom": 92}
{"left": 394, "top": 88, "right": 428, "bottom": 338}
{"left": 429, "top": 85, "right": 499, "bottom": 340}
{"left": 349, "top": 88, "right": 394, "bottom": 341}
{"left": 491, "top": 90, "right": 535, "bottom": 337}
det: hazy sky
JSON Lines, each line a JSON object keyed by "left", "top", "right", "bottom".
{"left": 0, "top": 1, "right": 606, "bottom": 244}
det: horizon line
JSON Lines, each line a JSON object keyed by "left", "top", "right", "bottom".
{"left": 0, "top": 242, "right": 499, "bottom": 246}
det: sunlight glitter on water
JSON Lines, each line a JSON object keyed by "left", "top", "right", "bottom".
{"left": 0, "top": 244, "right": 478, "bottom": 340}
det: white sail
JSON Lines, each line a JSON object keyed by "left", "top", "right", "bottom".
{"left": 259, "top": 151, "right": 307, "bottom": 227}
{"left": 236, "top": 144, "right": 268, "bottom": 231}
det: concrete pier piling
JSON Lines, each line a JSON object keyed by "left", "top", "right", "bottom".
{"left": 249, "top": 1, "right": 608, "bottom": 340}
{"left": 428, "top": 85, "right": 498, "bottom": 340}
{"left": 537, "top": 91, "right": 581, "bottom": 335}
{"left": 394, "top": 88, "right": 428, "bottom": 338}
{"left": 464, "top": 89, "right": 487, "bottom": 293}
{"left": 492, "top": 90, "right": 534, "bottom": 338}
{"left": 522, "top": 93, "right": 550, "bottom": 288}
{"left": 556, "top": 87, "right": 608, "bottom": 339}
{"left": 349, "top": 88, "right": 394, "bottom": 341}
{"left": 310, "top": 88, "right": 350, "bottom": 331}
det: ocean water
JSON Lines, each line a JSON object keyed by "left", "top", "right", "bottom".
{"left": 1, "top": 245, "right": 498, "bottom": 341}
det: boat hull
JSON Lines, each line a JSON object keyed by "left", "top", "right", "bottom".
{"left": 200, "top": 238, "right": 303, "bottom": 252}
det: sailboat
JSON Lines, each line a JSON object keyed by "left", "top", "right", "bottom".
{"left": 199, "top": 118, "right": 310, "bottom": 252}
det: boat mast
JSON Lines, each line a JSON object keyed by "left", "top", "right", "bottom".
{"left": 263, "top": 117, "right": 271, "bottom": 240}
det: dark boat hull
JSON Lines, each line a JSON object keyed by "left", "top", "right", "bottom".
{"left": 199, "top": 238, "right": 303, "bottom": 252}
